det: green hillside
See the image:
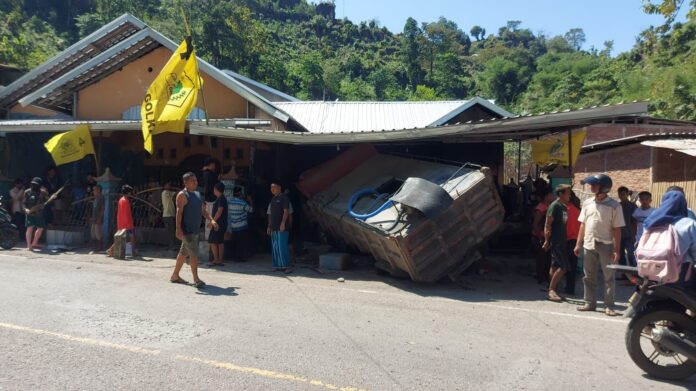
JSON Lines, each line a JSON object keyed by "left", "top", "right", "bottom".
{"left": 1, "top": 0, "right": 694, "bottom": 120}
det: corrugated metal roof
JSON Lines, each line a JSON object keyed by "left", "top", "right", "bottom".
{"left": 583, "top": 131, "right": 696, "bottom": 152}
{"left": 274, "top": 99, "right": 511, "bottom": 133}
{"left": 190, "top": 101, "right": 651, "bottom": 144}
{"left": 222, "top": 70, "right": 299, "bottom": 102}
{"left": 642, "top": 139, "right": 696, "bottom": 157}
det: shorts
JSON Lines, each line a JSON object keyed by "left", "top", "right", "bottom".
{"left": 91, "top": 223, "right": 103, "bottom": 241}
{"left": 551, "top": 243, "right": 571, "bottom": 271}
{"left": 208, "top": 228, "right": 225, "bottom": 244}
{"left": 179, "top": 233, "right": 199, "bottom": 258}
{"left": 26, "top": 214, "right": 46, "bottom": 229}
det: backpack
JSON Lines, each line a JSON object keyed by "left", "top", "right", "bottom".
{"left": 636, "top": 224, "right": 688, "bottom": 284}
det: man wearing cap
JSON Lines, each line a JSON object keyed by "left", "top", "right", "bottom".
{"left": 23, "top": 177, "right": 49, "bottom": 251}
{"left": 543, "top": 184, "right": 572, "bottom": 302}
{"left": 574, "top": 174, "right": 626, "bottom": 316}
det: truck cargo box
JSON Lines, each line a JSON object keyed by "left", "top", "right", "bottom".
{"left": 302, "top": 149, "right": 505, "bottom": 283}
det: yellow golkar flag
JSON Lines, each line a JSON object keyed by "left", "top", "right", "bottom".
{"left": 44, "top": 124, "right": 95, "bottom": 166}
{"left": 531, "top": 130, "right": 587, "bottom": 166}
{"left": 141, "top": 36, "right": 202, "bottom": 154}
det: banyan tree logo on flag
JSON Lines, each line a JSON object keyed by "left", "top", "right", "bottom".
{"left": 165, "top": 71, "right": 196, "bottom": 108}
{"left": 59, "top": 138, "right": 79, "bottom": 157}
{"left": 548, "top": 139, "right": 565, "bottom": 159}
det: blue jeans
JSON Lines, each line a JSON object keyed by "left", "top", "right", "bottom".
{"left": 620, "top": 237, "right": 636, "bottom": 267}
{"left": 271, "top": 231, "right": 291, "bottom": 268}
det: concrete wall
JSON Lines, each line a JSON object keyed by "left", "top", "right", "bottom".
{"left": 76, "top": 47, "right": 248, "bottom": 120}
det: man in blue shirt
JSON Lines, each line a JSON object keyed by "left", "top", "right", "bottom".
{"left": 227, "top": 187, "right": 253, "bottom": 262}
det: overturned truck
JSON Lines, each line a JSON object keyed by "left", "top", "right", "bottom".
{"left": 297, "top": 145, "right": 505, "bottom": 283}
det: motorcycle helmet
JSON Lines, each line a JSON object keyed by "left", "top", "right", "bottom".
{"left": 30, "top": 177, "right": 42, "bottom": 186}
{"left": 581, "top": 173, "right": 613, "bottom": 194}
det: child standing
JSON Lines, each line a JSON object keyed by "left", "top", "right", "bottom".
{"left": 633, "top": 191, "right": 656, "bottom": 244}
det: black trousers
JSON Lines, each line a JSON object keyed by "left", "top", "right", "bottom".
{"left": 565, "top": 239, "right": 578, "bottom": 295}
{"left": 534, "top": 237, "right": 551, "bottom": 283}
{"left": 12, "top": 212, "right": 25, "bottom": 240}
{"left": 231, "top": 229, "right": 248, "bottom": 262}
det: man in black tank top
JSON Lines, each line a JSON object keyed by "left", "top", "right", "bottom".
{"left": 170, "top": 172, "right": 218, "bottom": 289}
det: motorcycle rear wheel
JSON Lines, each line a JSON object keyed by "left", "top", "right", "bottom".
{"left": 0, "top": 228, "right": 17, "bottom": 250}
{"left": 626, "top": 309, "right": 696, "bottom": 380}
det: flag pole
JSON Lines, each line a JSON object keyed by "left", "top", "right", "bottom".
{"left": 180, "top": 6, "right": 210, "bottom": 128}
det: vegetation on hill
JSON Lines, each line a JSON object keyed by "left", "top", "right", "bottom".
{"left": 0, "top": 0, "right": 694, "bottom": 120}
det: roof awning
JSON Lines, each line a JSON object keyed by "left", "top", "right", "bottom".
{"left": 0, "top": 118, "right": 268, "bottom": 133}
{"left": 190, "top": 101, "right": 650, "bottom": 144}
{"left": 642, "top": 139, "right": 696, "bottom": 157}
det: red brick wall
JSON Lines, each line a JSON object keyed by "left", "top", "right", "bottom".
{"left": 573, "top": 144, "right": 652, "bottom": 194}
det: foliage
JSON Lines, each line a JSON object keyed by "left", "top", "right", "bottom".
{"left": 0, "top": 0, "right": 695, "bottom": 120}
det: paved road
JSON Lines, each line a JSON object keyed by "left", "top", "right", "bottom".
{"left": 0, "top": 249, "right": 693, "bottom": 390}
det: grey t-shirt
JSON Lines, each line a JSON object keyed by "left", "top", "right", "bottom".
{"left": 268, "top": 193, "right": 289, "bottom": 231}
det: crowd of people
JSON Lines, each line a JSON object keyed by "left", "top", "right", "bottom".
{"left": 8, "top": 161, "right": 696, "bottom": 298}
{"left": 92, "top": 159, "right": 295, "bottom": 288}
{"left": 532, "top": 173, "right": 696, "bottom": 316}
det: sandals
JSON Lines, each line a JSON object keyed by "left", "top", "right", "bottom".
{"left": 576, "top": 304, "right": 596, "bottom": 312}
{"left": 605, "top": 308, "right": 619, "bottom": 317}
{"left": 194, "top": 280, "right": 206, "bottom": 289}
{"left": 170, "top": 277, "right": 189, "bottom": 284}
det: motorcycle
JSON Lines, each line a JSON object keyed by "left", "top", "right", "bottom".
{"left": 0, "top": 196, "right": 18, "bottom": 250}
{"left": 610, "top": 264, "right": 696, "bottom": 380}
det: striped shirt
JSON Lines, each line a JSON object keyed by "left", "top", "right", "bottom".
{"left": 227, "top": 196, "right": 253, "bottom": 232}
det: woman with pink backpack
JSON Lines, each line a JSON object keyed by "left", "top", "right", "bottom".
{"left": 637, "top": 191, "right": 696, "bottom": 285}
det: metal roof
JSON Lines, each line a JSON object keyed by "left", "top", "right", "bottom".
{"left": 222, "top": 70, "right": 299, "bottom": 102}
{"left": 0, "top": 118, "right": 262, "bottom": 132}
{"left": 0, "top": 14, "right": 294, "bottom": 125}
{"left": 582, "top": 131, "right": 696, "bottom": 152}
{"left": 642, "top": 139, "right": 696, "bottom": 157}
{"left": 273, "top": 97, "right": 514, "bottom": 134}
{"left": 190, "top": 101, "right": 650, "bottom": 144}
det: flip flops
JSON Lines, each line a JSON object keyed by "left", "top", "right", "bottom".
{"left": 194, "top": 280, "right": 206, "bottom": 289}
{"left": 170, "top": 277, "right": 188, "bottom": 284}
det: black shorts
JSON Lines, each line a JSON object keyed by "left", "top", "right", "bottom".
{"left": 551, "top": 243, "right": 571, "bottom": 271}
{"left": 208, "top": 228, "right": 225, "bottom": 244}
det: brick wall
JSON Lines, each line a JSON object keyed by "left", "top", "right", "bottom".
{"left": 573, "top": 144, "right": 652, "bottom": 194}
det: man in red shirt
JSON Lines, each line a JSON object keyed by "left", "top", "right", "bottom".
{"left": 107, "top": 185, "right": 137, "bottom": 257}
{"left": 564, "top": 191, "right": 582, "bottom": 295}
{"left": 532, "top": 188, "right": 554, "bottom": 284}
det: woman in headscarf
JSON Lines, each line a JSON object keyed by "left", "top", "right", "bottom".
{"left": 643, "top": 191, "right": 696, "bottom": 279}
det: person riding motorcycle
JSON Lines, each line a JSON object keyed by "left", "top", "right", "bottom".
{"left": 621, "top": 190, "right": 696, "bottom": 380}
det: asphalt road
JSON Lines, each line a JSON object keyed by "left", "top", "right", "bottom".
{"left": 0, "top": 249, "right": 694, "bottom": 390}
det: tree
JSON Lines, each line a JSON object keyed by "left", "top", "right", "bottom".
{"left": 601, "top": 40, "right": 614, "bottom": 57}
{"left": 408, "top": 85, "right": 440, "bottom": 101}
{"left": 564, "top": 28, "right": 586, "bottom": 50}
{"left": 0, "top": 9, "right": 65, "bottom": 70}
{"left": 479, "top": 57, "right": 531, "bottom": 106}
{"left": 401, "top": 17, "right": 424, "bottom": 91}
{"left": 470, "top": 25, "right": 485, "bottom": 41}
{"left": 506, "top": 20, "right": 522, "bottom": 31}
{"left": 643, "top": 0, "right": 696, "bottom": 23}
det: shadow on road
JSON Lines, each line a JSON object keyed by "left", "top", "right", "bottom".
{"left": 195, "top": 285, "right": 239, "bottom": 297}
{"left": 8, "top": 244, "right": 636, "bottom": 308}
{"left": 640, "top": 373, "right": 696, "bottom": 389}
